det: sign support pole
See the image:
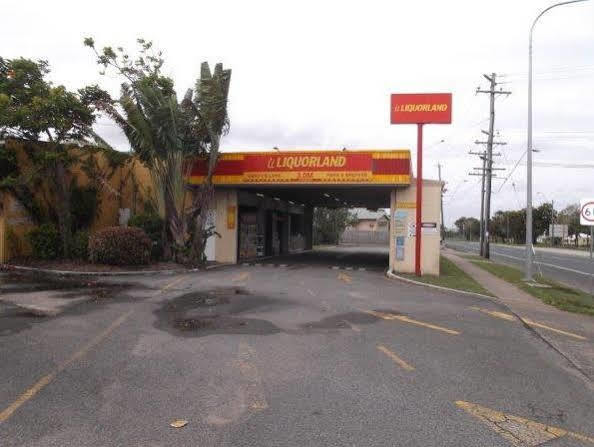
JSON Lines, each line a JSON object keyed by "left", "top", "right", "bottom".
{"left": 415, "top": 123, "right": 423, "bottom": 276}
{"left": 590, "top": 226, "right": 593, "bottom": 297}
{"left": 590, "top": 226, "right": 594, "bottom": 296}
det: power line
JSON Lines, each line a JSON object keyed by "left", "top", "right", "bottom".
{"left": 497, "top": 149, "right": 526, "bottom": 193}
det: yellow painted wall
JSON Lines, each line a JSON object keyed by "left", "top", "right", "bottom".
{"left": 0, "top": 139, "right": 152, "bottom": 261}
{"left": 390, "top": 179, "right": 442, "bottom": 276}
{"left": 214, "top": 189, "right": 238, "bottom": 264}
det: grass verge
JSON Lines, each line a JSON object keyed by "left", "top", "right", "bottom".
{"left": 470, "top": 260, "right": 594, "bottom": 316}
{"left": 398, "top": 256, "right": 493, "bottom": 296}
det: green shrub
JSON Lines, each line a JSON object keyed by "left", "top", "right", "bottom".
{"left": 27, "top": 224, "right": 61, "bottom": 260}
{"left": 89, "top": 226, "right": 151, "bottom": 265}
{"left": 129, "top": 212, "right": 164, "bottom": 260}
{"left": 71, "top": 230, "right": 89, "bottom": 260}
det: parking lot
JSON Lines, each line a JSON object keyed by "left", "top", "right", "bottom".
{"left": 1, "top": 247, "right": 593, "bottom": 446}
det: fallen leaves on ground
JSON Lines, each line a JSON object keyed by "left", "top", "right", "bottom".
{"left": 170, "top": 419, "right": 188, "bottom": 428}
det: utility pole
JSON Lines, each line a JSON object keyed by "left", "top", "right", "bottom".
{"left": 551, "top": 200, "right": 555, "bottom": 246}
{"left": 478, "top": 155, "right": 486, "bottom": 255}
{"left": 476, "top": 73, "right": 511, "bottom": 259}
{"left": 469, "top": 150, "right": 487, "bottom": 256}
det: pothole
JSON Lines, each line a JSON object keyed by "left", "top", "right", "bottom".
{"left": 154, "top": 286, "right": 286, "bottom": 337}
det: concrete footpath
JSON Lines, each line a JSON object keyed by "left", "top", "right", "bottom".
{"left": 444, "top": 249, "right": 594, "bottom": 382}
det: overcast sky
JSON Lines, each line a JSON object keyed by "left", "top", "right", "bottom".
{"left": 2, "top": 0, "right": 593, "bottom": 226}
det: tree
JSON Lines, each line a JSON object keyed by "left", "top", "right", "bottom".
{"left": 313, "top": 208, "right": 357, "bottom": 245}
{"left": 84, "top": 38, "right": 231, "bottom": 263}
{"left": 559, "top": 203, "right": 587, "bottom": 246}
{"left": 454, "top": 216, "right": 480, "bottom": 241}
{"left": 533, "top": 202, "right": 555, "bottom": 243}
{"left": 0, "top": 57, "right": 101, "bottom": 256}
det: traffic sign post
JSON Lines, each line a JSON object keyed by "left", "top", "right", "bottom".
{"left": 580, "top": 198, "right": 594, "bottom": 297}
{"left": 391, "top": 93, "right": 452, "bottom": 275}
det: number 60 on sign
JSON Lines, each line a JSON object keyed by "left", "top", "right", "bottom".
{"left": 580, "top": 199, "right": 594, "bottom": 226}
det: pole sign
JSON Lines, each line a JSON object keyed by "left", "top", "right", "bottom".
{"left": 581, "top": 198, "right": 594, "bottom": 298}
{"left": 391, "top": 93, "right": 452, "bottom": 124}
{"left": 390, "top": 93, "right": 452, "bottom": 276}
{"left": 580, "top": 199, "right": 594, "bottom": 226}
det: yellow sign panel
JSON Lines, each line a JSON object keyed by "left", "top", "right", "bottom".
{"left": 227, "top": 206, "right": 236, "bottom": 229}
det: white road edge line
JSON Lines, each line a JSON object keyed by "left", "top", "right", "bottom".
{"left": 494, "top": 252, "right": 591, "bottom": 277}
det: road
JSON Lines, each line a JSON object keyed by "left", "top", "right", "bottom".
{"left": 1, "top": 246, "right": 593, "bottom": 446}
{"left": 447, "top": 240, "right": 594, "bottom": 293}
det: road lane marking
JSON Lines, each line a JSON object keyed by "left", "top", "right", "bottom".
{"left": 160, "top": 275, "right": 188, "bottom": 292}
{"left": 455, "top": 400, "right": 594, "bottom": 446}
{"left": 377, "top": 345, "right": 415, "bottom": 371}
{"left": 364, "top": 310, "right": 460, "bottom": 335}
{"left": 0, "top": 309, "right": 133, "bottom": 423}
{"left": 307, "top": 289, "right": 316, "bottom": 297}
{"left": 338, "top": 272, "right": 352, "bottom": 283}
{"left": 342, "top": 320, "right": 361, "bottom": 332}
{"left": 469, "top": 307, "right": 587, "bottom": 340}
{"left": 494, "top": 252, "right": 591, "bottom": 277}
{"left": 237, "top": 343, "right": 268, "bottom": 412}
{"left": 523, "top": 318, "right": 587, "bottom": 340}
{"left": 232, "top": 272, "right": 250, "bottom": 282}
{"left": 0, "top": 275, "right": 187, "bottom": 424}
{"left": 469, "top": 306, "right": 516, "bottom": 322}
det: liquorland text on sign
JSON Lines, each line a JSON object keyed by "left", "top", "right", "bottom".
{"left": 390, "top": 93, "right": 452, "bottom": 124}
{"left": 189, "top": 150, "right": 411, "bottom": 186}
{"left": 580, "top": 198, "right": 594, "bottom": 226}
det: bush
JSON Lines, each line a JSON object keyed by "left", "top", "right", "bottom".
{"left": 128, "top": 212, "right": 164, "bottom": 260}
{"left": 71, "top": 230, "right": 89, "bottom": 260}
{"left": 27, "top": 223, "right": 61, "bottom": 260}
{"left": 89, "top": 226, "right": 151, "bottom": 265}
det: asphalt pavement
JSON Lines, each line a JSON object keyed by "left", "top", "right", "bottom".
{"left": 1, "top": 246, "right": 593, "bottom": 446}
{"left": 447, "top": 240, "right": 594, "bottom": 293}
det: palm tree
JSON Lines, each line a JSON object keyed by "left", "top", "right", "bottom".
{"left": 84, "top": 38, "right": 231, "bottom": 263}
{"left": 183, "top": 62, "right": 231, "bottom": 261}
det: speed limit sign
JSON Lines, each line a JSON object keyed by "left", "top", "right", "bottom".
{"left": 580, "top": 199, "right": 594, "bottom": 226}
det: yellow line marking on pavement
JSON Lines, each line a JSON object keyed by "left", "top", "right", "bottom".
{"left": 469, "top": 307, "right": 587, "bottom": 341}
{"left": 0, "top": 275, "right": 184, "bottom": 424}
{"left": 237, "top": 342, "right": 268, "bottom": 412}
{"left": 342, "top": 320, "right": 361, "bottom": 332}
{"left": 455, "top": 400, "right": 594, "bottom": 446}
{"left": 469, "top": 306, "right": 516, "bottom": 321}
{"left": 523, "top": 318, "right": 587, "bottom": 341}
{"left": 364, "top": 310, "right": 460, "bottom": 335}
{"left": 232, "top": 272, "right": 250, "bottom": 282}
{"left": 0, "top": 309, "right": 133, "bottom": 423}
{"left": 160, "top": 275, "right": 188, "bottom": 292}
{"left": 338, "top": 272, "right": 352, "bottom": 283}
{"left": 377, "top": 345, "right": 415, "bottom": 371}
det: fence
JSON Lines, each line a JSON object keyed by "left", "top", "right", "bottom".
{"left": 340, "top": 229, "right": 389, "bottom": 245}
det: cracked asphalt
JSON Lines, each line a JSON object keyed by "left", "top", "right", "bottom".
{"left": 1, "top": 246, "right": 593, "bottom": 446}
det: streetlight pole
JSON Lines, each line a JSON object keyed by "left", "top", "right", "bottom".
{"left": 526, "top": 0, "right": 590, "bottom": 281}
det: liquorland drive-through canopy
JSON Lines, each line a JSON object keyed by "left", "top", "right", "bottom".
{"left": 189, "top": 149, "right": 441, "bottom": 275}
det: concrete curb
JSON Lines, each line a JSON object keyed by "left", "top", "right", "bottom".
{"left": 0, "top": 262, "right": 230, "bottom": 277}
{"left": 385, "top": 270, "right": 495, "bottom": 301}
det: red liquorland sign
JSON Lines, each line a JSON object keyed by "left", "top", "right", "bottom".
{"left": 189, "top": 150, "right": 411, "bottom": 186}
{"left": 391, "top": 93, "right": 452, "bottom": 124}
